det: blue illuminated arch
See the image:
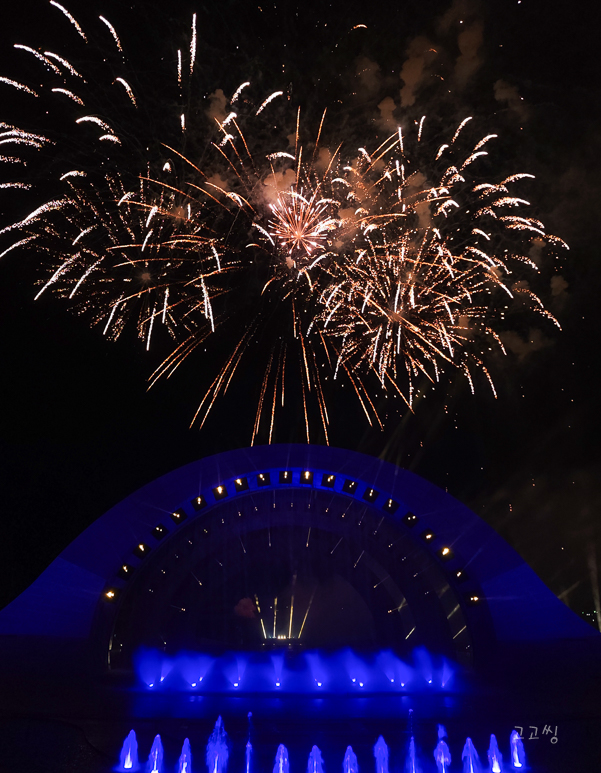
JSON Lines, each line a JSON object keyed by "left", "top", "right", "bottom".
{"left": 0, "top": 444, "right": 594, "bottom": 671}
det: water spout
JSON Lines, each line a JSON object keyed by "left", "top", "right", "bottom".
{"left": 307, "top": 745, "right": 324, "bottom": 773}
{"left": 116, "top": 730, "right": 139, "bottom": 772}
{"left": 178, "top": 738, "right": 193, "bottom": 773}
{"left": 433, "top": 740, "right": 451, "bottom": 773}
{"left": 273, "top": 744, "right": 290, "bottom": 773}
{"left": 487, "top": 735, "right": 503, "bottom": 773}
{"left": 246, "top": 712, "right": 253, "bottom": 773}
{"left": 207, "top": 717, "right": 229, "bottom": 773}
{"left": 147, "top": 735, "right": 164, "bottom": 773}
{"left": 343, "top": 746, "right": 358, "bottom": 773}
{"left": 405, "top": 737, "right": 420, "bottom": 773}
{"left": 373, "top": 736, "right": 388, "bottom": 773}
{"left": 461, "top": 738, "right": 481, "bottom": 773}
{"left": 509, "top": 731, "right": 526, "bottom": 770}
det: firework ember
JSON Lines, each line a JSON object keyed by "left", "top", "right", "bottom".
{"left": 0, "top": 3, "right": 567, "bottom": 442}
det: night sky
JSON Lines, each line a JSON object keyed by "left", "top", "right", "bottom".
{"left": 0, "top": 0, "right": 600, "bottom": 627}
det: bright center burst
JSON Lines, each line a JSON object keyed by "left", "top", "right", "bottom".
{"left": 268, "top": 188, "right": 339, "bottom": 269}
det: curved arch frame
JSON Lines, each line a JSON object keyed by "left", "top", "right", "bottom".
{"left": 0, "top": 444, "right": 594, "bottom": 678}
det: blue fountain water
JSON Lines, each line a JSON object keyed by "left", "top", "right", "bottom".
{"left": 433, "top": 740, "right": 451, "bottom": 773}
{"left": 307, "top": 745, "right": 324, "bottom": 773}
{"left": 488, "top": 734, "right": 503, "bottom": 772}
{"left": 405, "top": 736, "right": 420, "bottom": 773}
{"left": 373, "top": 736, "right": 388, "bottom": 773}
{"left": 206, "top": 716, "right": 229, "bottom": 773}
{"left": 461, "top": 738, "right": 481, "bottom": 773}
{"left": 115, "top": 717, "right": 532, "bottom": 773}
{"left": 274, "top": 744, "right": 290, "bottom": 773}
{"left": 178, "top": 738, "right": 192, "bottom": 773}
{"left": 116, "top": 730, "right": 139, "bottom": 772}
{"left": 509, "top": 731, "right": 526, "bottom": 770}
{"left": 146, "top": 735, "right": 163, "bottom": 773}
{"left": 343, "top": 746, "right": 358, "bottom": 773}
{"left": 136, "top": 646, "right": 454, "bottom": 693}
{"left": 246, "top": 711, "right": 253, "bottom": 773}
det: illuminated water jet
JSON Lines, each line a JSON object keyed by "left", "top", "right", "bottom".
{"left": 178, "top": 738, "right": 193, "bottom": 773}
{"left": 116, "top": 729, "right": 139, "bottom": 772}
{"left": 147, "top": 735, "right": 163, "bottom": 773}
{"left": 206, "top": 716, "right": 229, "bottom": 773}
{"left": 487, "top": 734, "right": 503, "bottom": 772}
{"left": 373, "top": 736, "right": 388, "bottom": 773}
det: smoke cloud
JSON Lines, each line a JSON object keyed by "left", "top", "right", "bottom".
{"left": 399, "top": 37, "right": 437, "bottom": 108}
{"left": 206, "top": 88, "right": 228, "bottom": 123}
{"left": 454, "top": 20, "right": 483, "bottom": 88}
{"left": 494, "top": 79, "right": 529, "bottom": 121}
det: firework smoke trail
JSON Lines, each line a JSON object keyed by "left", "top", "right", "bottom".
{"left": 0, "top": 3, "right": 568, "bottom": 442}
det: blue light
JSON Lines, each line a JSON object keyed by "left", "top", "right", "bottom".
{"left": 135, "top": 646, "right": 455, "bottom": 695}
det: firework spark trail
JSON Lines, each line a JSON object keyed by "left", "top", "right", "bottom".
{"left": 0, "top": 3, "right": 568, "bottom": 441}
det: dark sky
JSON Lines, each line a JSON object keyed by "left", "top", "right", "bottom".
{"left": 0, "top": 0, "right": 600, "bottom": 625}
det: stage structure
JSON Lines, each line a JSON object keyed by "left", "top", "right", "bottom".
{"left": 1, "top": 444, "right": 600, "bottom": 772}
{"left": 0, "top": 444, "right": 593, "bottom": 689}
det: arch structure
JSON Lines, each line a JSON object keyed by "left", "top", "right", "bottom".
{"left": 0, "top": 444, "right": 594, "bottom": 681}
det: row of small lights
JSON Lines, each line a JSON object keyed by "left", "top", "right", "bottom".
{"left": 104, "top": 469, "right": 481, "bottom": 608}
{"left": 150, "top": 675, "right": 429, "bottom": 690}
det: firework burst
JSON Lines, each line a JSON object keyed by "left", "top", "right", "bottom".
{"left": 0, "top": 3, "right": 567, "bottom": 442}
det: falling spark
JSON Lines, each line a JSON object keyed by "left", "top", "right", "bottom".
{"left": 190, "top": 14, "right": 197, "bottom": 75}
{"left": 0, "top": 77, "right": 38, "bottom": 97}
{"left": 256, "top": 91, "right": 283, "bottom": 115}
{"left": 49, "top": 1, "right": 88, "bottom": 42}
{"left": 99, "top": 16, "right": 123, "bottom": 52}
{"left": 115, "top": 78, "right": 137, "bottom": 107}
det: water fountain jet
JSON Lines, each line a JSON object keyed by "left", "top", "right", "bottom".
{"left": 433, "top": 729, "right": 451, "bottom": 773}
{"left": 509, "top": 731, "right": 526, "bottom": 770}
{"left": 116, "top": 730, "right": 139, "bottom": 772}
{"left": 487, "top": 734, "right": 503, "bottom": 772}
{"left": 343, "top": 746, "right": 358, "bottom": 773}
{"left": 373, "top": 736, "right": 388, "bottom": 773}
{"left": 461, "top": 738, "right": 481, "bottom": 773}
{"left": 307, "top": 745, "right": 324, "bottom": 773}
{"left": 206, "top": 716, "right": 229, "bottom": 773}
{"left": 273, "top": 744, "right": 290, "bottom": 773}
{"left": 178, "top": 738, "right": 192, "bottom": 773}
{"left": 147, "top": 735, "right": 163, "bottom": 773}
